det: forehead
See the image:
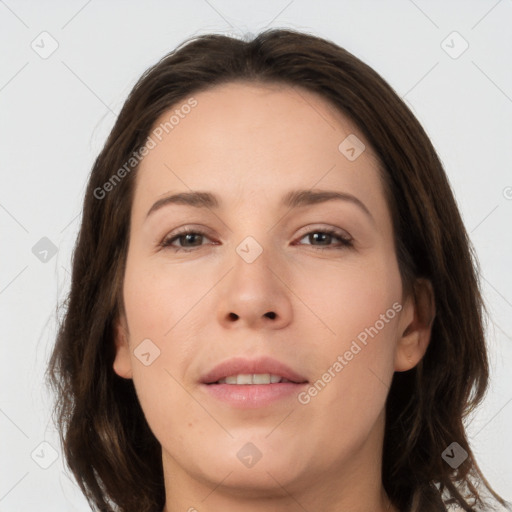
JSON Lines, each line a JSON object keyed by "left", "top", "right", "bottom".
{"left": 133, "top": 81, "right": 384, "bottom": 213}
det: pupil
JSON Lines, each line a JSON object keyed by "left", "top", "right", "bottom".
{"left": 312, "top": 233, "right": 329, "bottom": 245}
{"left": 185, "top": 234, "right": 200, "bottom": 246}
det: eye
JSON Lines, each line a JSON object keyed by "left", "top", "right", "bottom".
{"left": 295, "top": 228, "right": 353, "bottom": 250}
{"left": 159, "top": 227, "right": 353, "bottom": 253}
{"left": 160, "top": 228, "right": 213, "bottom": 252}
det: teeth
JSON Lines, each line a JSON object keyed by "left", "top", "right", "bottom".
{"left": 216, "top": 373, "right": 286, "bottom": 385}
{"left": 237, "top": 374, "right": 253, "bottom": 384}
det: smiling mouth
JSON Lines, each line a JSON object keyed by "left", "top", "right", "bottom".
{"left": 200, "top": 356, "right": 309, "bottom": 390}
{"left": 212, "top": 373, "right": 304, "bottom": 385}
{"left": 202, "top": 363, "right": 308, "bottom": 408}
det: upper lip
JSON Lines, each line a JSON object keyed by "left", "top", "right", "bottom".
{"left": 200, "top": 356, "right": 308, "bottom": 384}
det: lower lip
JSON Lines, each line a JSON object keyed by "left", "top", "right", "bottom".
{"left": 201, "top": 382, "right": 307, "bottom": 408}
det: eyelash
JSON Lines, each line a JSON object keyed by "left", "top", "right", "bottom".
{"left": 159, "top": 227, "right": 353, "bottom": 253}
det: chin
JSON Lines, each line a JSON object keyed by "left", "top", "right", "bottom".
{"left": 200, "top": 463, "right": 301, "bottom": 499}
{"left": 184, "top": 439, "right": 309, "bottom": 494}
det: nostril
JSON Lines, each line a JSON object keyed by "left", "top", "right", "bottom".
{"left": 265, "top": 312, "right": 276, "bottom": 319}
{"left": 228, "top": 312, "right": 238, "bottom": 320}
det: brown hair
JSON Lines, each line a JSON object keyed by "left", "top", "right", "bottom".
{"left": 47, "top": 29, "right": 509, "bottom": 512}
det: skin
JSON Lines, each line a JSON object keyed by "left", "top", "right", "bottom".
{"left": 113, "top": 82, "right": 435, "bottom": 512}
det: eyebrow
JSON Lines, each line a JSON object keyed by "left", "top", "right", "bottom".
{"left": 146, "top": 189, "right": 374, "bottom": 222}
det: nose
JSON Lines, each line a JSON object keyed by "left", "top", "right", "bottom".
{"left": 216, "top": 245, "right": 293, "bottom": 331}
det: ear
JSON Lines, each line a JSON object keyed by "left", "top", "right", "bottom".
{"left": 112, "top": 315, "right": 133, "bottom": 379}
{"left": 394, "top": 278, "right": 436, "bottom": 372}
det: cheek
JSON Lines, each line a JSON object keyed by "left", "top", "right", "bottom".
{"left": 292, "top": 252, "right": 401, "bottom": 422}
{"left": 292, "top": 249, "right": 402, "bottom": 344}
{"left": 122, "top": 254, "right": 208, "bottom": 348}
{"left": 120, "top": 257, "right": 201, "bottom": 419}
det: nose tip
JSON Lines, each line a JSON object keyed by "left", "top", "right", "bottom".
{"left": 217, "top": 246, "right": 293, "bottom": 330}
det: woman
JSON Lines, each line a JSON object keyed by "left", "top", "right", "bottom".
{"left": 47, "top": 29, "right": 510, "bottom": 512}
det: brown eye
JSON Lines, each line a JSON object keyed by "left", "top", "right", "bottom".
{"left": 297, "top": 229, "right": 353, "bottom": 250}
{"left": 160, "top": 229, "right": 210, "bottom": 252}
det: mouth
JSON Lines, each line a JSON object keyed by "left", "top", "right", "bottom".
{"left": 200, "top": 356, "right": 308, "bottom": 385}
{"left": 212, "top": 373, "right": 302, "bottom": 385}
{"left": 200, "top": 357, "right": 308, "bottom": 408}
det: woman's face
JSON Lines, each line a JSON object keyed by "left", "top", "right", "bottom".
{"left": 113, "top": 82, "right": 423, "bottom": 506}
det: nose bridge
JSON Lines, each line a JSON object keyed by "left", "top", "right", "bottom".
{"left": 230, "top": 231, "right": 278, "bottom": 297}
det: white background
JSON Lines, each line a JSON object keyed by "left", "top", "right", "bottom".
{"left": 1, "top": 1, "right": 511, "bottom": 510}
